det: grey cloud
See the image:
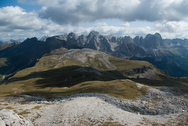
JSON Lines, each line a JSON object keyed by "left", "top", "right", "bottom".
{"left": 39, "top": 7, "right": 85, "bottom": 25}
{"left": 38, "top": 0, "right": 188, "bottom": 25}
{"left": 0, "top": 20, "right": 10, "bottom": 26}
{"left": 153, "top": 21, "right": 188, "bottom": 34}
{"left": 154, "top": 22, "right": 176, "bottom": 33}
{"left": 38, "top": 0, "right": 139, "bottom": 25}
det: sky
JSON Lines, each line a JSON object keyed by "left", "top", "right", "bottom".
{"left": 0, "top": 0, "right": 188, "bottom": 41}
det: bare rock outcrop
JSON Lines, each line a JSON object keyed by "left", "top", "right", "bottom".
{"left": 0, "top": 109, "right": 33, "bottom": 126}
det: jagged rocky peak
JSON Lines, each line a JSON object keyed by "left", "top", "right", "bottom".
{"left": 133, "top": 36, "right": 145, "bottom": 47}
{"left": 98, "top": 35, "right": 112, "bottom": 53}
{"left": 78, "top": 34, "right": 87, "bottom": 41}
{"left": 29, "top": 37, "right": 38, "bottom": 41}
{"left": 106, "top": 35, "right": 117, "bottom": 43}
{"left": 22, "top": 37, "right": 38, "bottom": 45}
{"left": 133, "top": 36, "right": 140, "bottom": 42}
{"left": 88, "top": 30, "right": 100, "bottom": 38}
{"left": 121, "top": 36, "right": 134, "bottom": 44}
{"left": 68, "top": 32, "right": 78, "bottom": 39}
{"left": 67, "top": 32, "right": 79, "bottom": 45}
{"left": 54, "top": 34, "right": 68, "bottom": 41}
{"left": 144, "top": 33, "right": 164, "bottom": 49}
{"left": 111, "top": 36, "right": 117, "bottom": 43}
{"left": 43, "top": 34, "right": 68, "bottom": 42}
{"left": 154, "top": 33, "right": 162, "bottom": 39}
{"left": 78, "top": 35, "right": 87, "bottom": 46}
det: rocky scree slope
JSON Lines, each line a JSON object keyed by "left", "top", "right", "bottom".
{"left": 0, "top": 82, "right": 188, "bottom": 126}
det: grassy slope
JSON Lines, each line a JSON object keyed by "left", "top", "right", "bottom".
{"left": 0, "top": 48, "right": 181, "bottom": 99}
{"left": 12, "top": 48, "right": 156, "bottom": 78}
{"left": 0, "top": 41, "right": 20, "bottom": 51}
{"left": 0, "top": 58, "right": 9, "bottom": 80}
{"left": 0, "top": 79, "right": 148, "bottom": 100}
{"left": 109, "top": 55, "right": 151, "bottom": 71}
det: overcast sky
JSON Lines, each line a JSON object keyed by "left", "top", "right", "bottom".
{"left": 0, "top": 0, "right": 188, "bottom": 41}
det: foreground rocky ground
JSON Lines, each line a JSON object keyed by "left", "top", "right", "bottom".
{"left": 0, "top": 82, "right": 188, "bottom": 126}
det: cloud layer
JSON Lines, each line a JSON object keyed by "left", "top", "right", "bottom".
{"left": 0, "top": 6, "right": 47, "bottom": 32}
{"left": 36, "top": 0, "right": 188, "bottom": 25}
{"left": 0, "top": 0, "right": 188, "bottom": 41}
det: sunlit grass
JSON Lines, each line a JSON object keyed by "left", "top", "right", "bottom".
{"left": 1, "top": 47, "right": 183, "bottom": 100}
{"left": 0, "top": 79, "right": 149, "bottom": 100}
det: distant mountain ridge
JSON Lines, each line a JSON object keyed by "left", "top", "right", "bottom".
{"left": 42, "top": 31, "right": 188, "bottom": 77}
{"left": 0, "top": 31, "right": 188, "bottom": 78}
{"left": 43, "top": 31, "right": 146, "bottom": 59}
{"left": 0, "top": 37, "right": 82, "bottom": 80}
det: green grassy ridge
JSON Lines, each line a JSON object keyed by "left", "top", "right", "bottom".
{"left": 1, "top": 80, "right": 148, "bottom": 100}
{"left": 1, "top": 68, "right": 143, "bottom": 99}
{"left": 1, "top": 65, "right": 187, "bottom": 99}
{"left": 7, "top": 65, "right": 126, "bottom": 88}
{"left": 0, "top": 58, "right": 8, "bottom": 67}
{"left": 108, "top": 55, "right": 151, "bottom": 71}
{"left": 32, "top": 48, "right": 108, "bottom": 72}
{"left": 0, "top": 48, "right": 169, "bottom": 98}
{"left": 13, "top": 48, "right": 158, "bottom": 79}
{"left": 0, "top": 41, "right": 20, "bottom": 51}
{"left": 0, "top": 58, "right": 9, "bottom": 81}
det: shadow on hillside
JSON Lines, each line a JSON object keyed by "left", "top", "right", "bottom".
{"left": 0, "top": 38, "right": 84, "bottom": 81}
{"left": 7, "top": 65, "right": 126, "bottom": 88}
{"left": 132, "top": 77, "right": 188, "bottom": 90}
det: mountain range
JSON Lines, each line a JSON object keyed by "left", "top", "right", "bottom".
{"left": 0, "top": 30, "right": 188, "bottom": 82}
{"left": 1, "top": 31, "right": 188, "bottom": 126}
{"left": 42, "top": 31, "right": 188, "bottom": 77}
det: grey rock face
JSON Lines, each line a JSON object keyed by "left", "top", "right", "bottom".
{"left": 78, "top": 35, "right": 87, "bottom": 46}
{"left": 134, "top": 33, "right": 164, "bottom": 49}
{"left": 144, "top": 33, "right": 162, "bottom": 49}
{"left": 0, "top": 117, "right": 5, "bottom": 126}
{"left": 84, "top": 31, "right": 113, "bottom": 53}
{"left": 0, "top": 109, "right": 33, "bottom": 126}
{"left": 114, "top": 42, "right": 146, "bottom": 59}
{"left": 87, "top": 30, "right": 100, "bottom": 39}
{"left": 67, "top": 32, "right": 79, "bottom": 45}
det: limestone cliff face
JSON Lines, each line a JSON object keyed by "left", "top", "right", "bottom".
{"left": 114, "top": 37, "right": 146, "bottom": 59}
{"left": 134, "top": 33, "right": 164, "bottom": 49}
{"left": 85, "top": 31, "right": 112, "bottom": 53}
